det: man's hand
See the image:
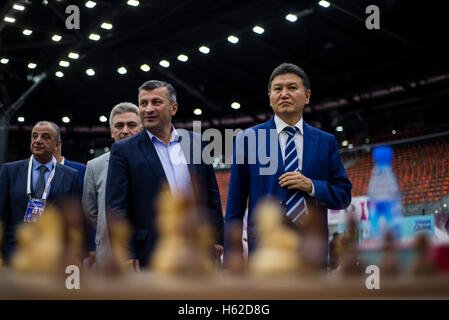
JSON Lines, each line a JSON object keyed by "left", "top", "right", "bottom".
{"left": 279, "top": 171, "right": 313, "bottom": 193}
{"left": 126, "top": 259, "right": 140, "bottom": 272}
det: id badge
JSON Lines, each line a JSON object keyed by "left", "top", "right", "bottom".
{"left": 24, "top": 198, "right": 46, "bottom": 222}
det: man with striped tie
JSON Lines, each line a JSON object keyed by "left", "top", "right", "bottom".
{"left": 224, "top": 63, "right": 352, "bottom": 269}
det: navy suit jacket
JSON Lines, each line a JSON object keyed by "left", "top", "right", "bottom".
{"left": 225, "top": 116, "right": 352, "bottom": 257}
{"left": 64, "top": 159, "right": 86, "bottom": 188}
{"left": 106, "top": 130, "right": 224, "bottom": 267}
{"left": 0, "top": 158, "right": 81, "bottom": 262}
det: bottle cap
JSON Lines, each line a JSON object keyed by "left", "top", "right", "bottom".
{"left": 373, "top": 145, "right": 393, "bottom": 165}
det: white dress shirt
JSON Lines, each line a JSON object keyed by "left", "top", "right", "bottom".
{"left": 146, "top": 126, "right": 191, "bottom": 193}
{"left": 274, "top": 115, "right": 315, "bottom": 197}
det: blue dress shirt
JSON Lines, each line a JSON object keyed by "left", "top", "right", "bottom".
{"left": 31, "top": 155, "right": 55, "bottom": 196}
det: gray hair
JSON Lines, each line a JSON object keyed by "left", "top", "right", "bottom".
{"left": 268, "top": 62, "right": 311, "bottom": 92}
{"left": 109, "top": 102, "right": 141, "bottom": 127}
{"left": 138, "top": 80, "right": 177, "bottom": 104}
{"left": 34, "top": 121, "right": 61, "bottom": 142}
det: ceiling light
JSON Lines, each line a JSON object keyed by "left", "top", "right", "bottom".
{"left": 177, "top": 54, "right": 188, "bottom": 62}
{"left": 89, "top": 149, "right": 94, "bottom": 154}
{"left": 252, "top": 26, "right": 264, "bottom": 34}
{"left": 342, "top": 140, "right": 348, "bottom": 147}
{"left": 117, "top": 66, "right": 127, "bottom": 74}
{"left": 392, "top": 129, "right": 397, "bottom": 135}
{"left": 88, "top": 33, "right": 100, "bottom": 41}
{"left": 127, "top": 0, "right": 139, "bottom": 6}
{"left": 55, "top": 71, "right": 64, "bottom": 78}
{"left": 51, "top": 34, "right": 62, "bottom": 42}
{"left": 140, "top": 64, "right": 150, "bottom": 72}
{"left": 336, "top": 126, "right": 343, "bottom": 132}
{"left": 227, "top": 35, "right": 239, "bottom": 44}
{"left": 99, "top": 115, "right": 107, "bottom": 123}
{"left": 86, "top": 68, "right": 95, "bottom": 76}
{"left": 348, "top": 144, "right": 354, "bottom": 149}
{"left": 199, "top": 46, "right": 210, "bottom": 54}
{"left": 27, "top": 62, "right": 37, "bottom": 69}
{"left": 85, "top": 1, "right": 96, "bottom": 8}
{"left": 231, "top": 102, "right": 241, "bottom": 110}
{"left": 13, "top": 4, "right": 25, "bottom": 11}
{"left": 59, "top": 60, "right": 70, "bottom": 67}
{"left": 159, "top": 60, "right": 170, "bottom": 68}
{"left": 18, "top": 116, "right": 25, "bottom": 123}
{"left": 104, "top": 147, "right": 110, "bottom": 152}
{"left": 318, "top": 0, "right": 331, "bottom": 8}
{"left": 285, "top": 14, "right": 298, "bottom": 22}
{"left": 22, "top": 29, "right": 32, "bottom": 36}
{"left": 68, "top": 52, "right": 79, "bottom": 59}
{"left": 62, "top": 116, "right": 70, "bottom": 124}
{"left": 193, "top": 108, "right": 202, "bottom": 115}
{"left": 101, "top": 22, "right": 113, "bottom": 30}
{"left": 4, "top": 16, "right": 16, "bottom": 23}
{"left": 0, "top": 58, "right": 9, "bottom": 64}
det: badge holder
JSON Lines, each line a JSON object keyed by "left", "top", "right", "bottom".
{"left": 24, "top": 156, "right": 56, "bottom": 223}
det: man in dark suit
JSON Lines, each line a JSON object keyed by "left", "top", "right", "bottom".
{"left": 224, "top": 63, "right": 352, "bottom": 267}
{"left": 0, "top": 121, "right": 81, "bottom": 263}
{"left": 106, "top": 80, "right": 224, "bottom": 270}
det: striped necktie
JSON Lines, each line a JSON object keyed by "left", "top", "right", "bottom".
{"left": 283, "top": 126, "right": 306, "bottom": 222}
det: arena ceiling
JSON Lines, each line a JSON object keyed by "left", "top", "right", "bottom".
{"left": 1, "top": 0, "right": 448, "bottom": 160}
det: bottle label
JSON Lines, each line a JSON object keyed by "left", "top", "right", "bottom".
{"left": 367, "top": 199, "right": 402, "bottom": 240}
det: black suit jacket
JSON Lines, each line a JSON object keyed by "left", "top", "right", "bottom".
{"left": 106, "top": 130, "right": 224, "bottom": 267}
{"left": 0, "top": 158, "right": 81, "bottom": 262}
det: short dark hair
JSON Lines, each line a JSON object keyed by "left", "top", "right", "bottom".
{"left": 138, "top": 80, "right": 177, "bottom": 103}
{"left": 34, "top": 120, "right": 61, "bottom": 142}
{"left": 268, "top": 63, "right": 310, "bottom": 92}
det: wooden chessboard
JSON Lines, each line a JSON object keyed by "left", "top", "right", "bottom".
{"left": 1, "top": 268, "right": 449, "bottom": 299}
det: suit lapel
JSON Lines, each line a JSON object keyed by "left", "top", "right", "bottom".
{"left": 264, "top": 116, "right": 284, "bottom": 174}
{"left": 302, "top": 121, "right": 317, "bottom": 176}
{"left": 48, "top": 164, "right": 64, "bottom": 201}
{"left": 20, "top": 158, "right": 30, "bottom": 195}
{"left": 182, "top": 131, "right": 199, "bottom": 177}
{"left": 137, "top": 131, "right": 167, "bottom": 182}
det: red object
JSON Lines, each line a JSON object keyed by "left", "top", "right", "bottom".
{"left": 432, "top": 243, "right": 449, "bottom": 273}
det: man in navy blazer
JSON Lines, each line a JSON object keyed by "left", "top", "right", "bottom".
{"left": 224, "top": 63, "right": 352, "bottom": 267}
{"left": 0, "top": 121, "right": 81, "bottom": 263}
{"left": 106, "top": 80, "right": 224, "bottom": 270}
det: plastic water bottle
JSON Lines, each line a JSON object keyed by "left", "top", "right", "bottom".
{"left": 367, "top": 145, "right": 402, "bottom": 242}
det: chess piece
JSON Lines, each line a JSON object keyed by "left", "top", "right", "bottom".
{"left": 223, "top": 221, "right": 246, "bottom": 274}
{"left": 102, "top": 212, "right": 132, "bottom": 275}
{"left": 249, "top": 199, "right": 301, "bottom": 276}
{"left": 151, "top": 184, "right": 214, "bottom": 275}
{"left": 61, "top": 199, "right": 85, "bottom": 270}
{"left": 11, "top": 205, "right": 64, "bottom": 273}
{"left": 411, "top": 233, "right": 436, "bottom": 276}
{"left": 297, "top": 204, "right": 327, "bottom": 275}
{"left": 335, "top": 214, "right": 364, "bottom": 275}
{"left": 379, "top": 230, "right": 400, "bottom": 276}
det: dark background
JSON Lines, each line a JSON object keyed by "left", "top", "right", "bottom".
{"left": 1, "top": 0, "right": 448, "bottom": 163}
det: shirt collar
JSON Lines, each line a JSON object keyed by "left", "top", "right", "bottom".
{"left": 274, "top": 115, "right": 303, "bottom": 136}
{"left": 31, "top": 155, "right": 55, "bottom": 171}
{"left": 146, "top": 124, "right": 182, "bottom": 144}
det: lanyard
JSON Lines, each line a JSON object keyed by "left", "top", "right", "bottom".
{"left": 26, "top": 156, "right": 57, "bottom": 200}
